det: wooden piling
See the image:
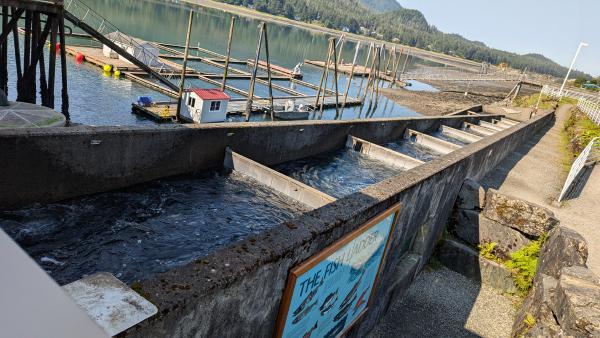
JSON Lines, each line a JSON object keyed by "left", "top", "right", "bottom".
{"left": 357, "top": 43, "right": 373, "bottom": 97}
{"left": 221, "top": 16, "right": 235, "bottom": 91}
{"left": 245, "top": 22, "right": 265, "bottom": 121}
{"left": 58, "top": 12, "right": 69, "bottom": 119}
{"left": 176, "top": 11, "right": 194, "bottom": 122}
{"left": 0, "top": 6, "right": 8, "bottom": 95}
{"left": 337, "top": 35, "right": 344, "bottom": 65}
{"left": 390, "top": 48, "right": 402, "bottom": 88}
{"left": 47, "top": 14, "right": 57, "bottom": 109}
{"left": 341, "top": 41, "right": 360, "bottom": 110}
{"left": 314, "top": 39, "right": 333, "bottom": 110}
{"left": 319, "top": 39, "right": 334, "bottom": 114}
{"left": 361, "top": 46, "right": 378, "bottom": 103}
{"left": 331, "top": 38, "right": 340, "bottom": 118}
{"left": 263, "top": 23, "right": 274, "bottom": 120}
{"left": 400, "top": 48, "right": 411, "bottom": 80}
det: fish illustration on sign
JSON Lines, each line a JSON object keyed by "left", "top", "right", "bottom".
{"left": 293, "top": 281, "right": 322, "bottom": 318}
{"left": 352, "top": 287, "right": 370, "bottom": 315}
{"left": 319, "top": 289, "right": 339, "bottom": 316}
{"left": 339, "top": 271, "right": 364, "bottom": 310}
{"left": 324, "top": 315, "right": 347, "bottom": 338}
{"left": 292, "top": 300, "right": 318, "bottom": 325}
{"left": 302, "top": 321, "right": 318, "bottom": 338}
{"left": 334, "top": 294, "right": 356, "bottom": 322}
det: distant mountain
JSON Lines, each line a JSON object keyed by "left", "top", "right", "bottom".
{"left": 358, "top": 0, "right": 401, "bottom": 12}
{"left": 218, "top": 0, "right": 590, "bottom": 78}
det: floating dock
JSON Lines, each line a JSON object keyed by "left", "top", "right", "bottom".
{"left": 246, "top": 59, "right": 303, "bottom": 79}
{"left": 132, "top": 95, "right": 362, "bottom": 122}
{"left": 304, "top": 60, "right": 406, "bottom": 87}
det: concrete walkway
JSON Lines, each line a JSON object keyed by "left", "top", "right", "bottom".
{"left": 367, "top": 267, "right": 516, "bottom": 338}
{"left": 482, "top": 104, "right": 600, "bottom": 275}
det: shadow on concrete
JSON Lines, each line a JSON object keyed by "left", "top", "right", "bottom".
{"left": 480, "top": 118, "right": 554, "bottom": 191}
{"left": 561, "top": 165, "right": 594, "bottom": 201}
{"left": 370, "top": 121, "right": 558, "bottom": 337}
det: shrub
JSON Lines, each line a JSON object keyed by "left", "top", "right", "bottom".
{"left": 477, "top": 241, "right": 502, "bottom": 262}
{"left": 505, "top": 234, "right": 547, "bottom": 294}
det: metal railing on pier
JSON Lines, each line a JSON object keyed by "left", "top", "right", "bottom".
{"left": 63, "top": 0, "right": 180, "bottom": 85}
{"left": 541, "top": 85, "right": 600, "bottom": 125}
{"left": 558, "top": 137, "right": 600, "bottom": 202}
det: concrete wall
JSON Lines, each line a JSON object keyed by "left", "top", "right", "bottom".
{"left": 117, "top": 110, "right": 555, "bottom": 337}
{"left": 0, "top": 114, "right": 501, "bottom": 209}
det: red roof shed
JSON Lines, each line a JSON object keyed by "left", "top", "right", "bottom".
{"left": 187, "top": 88, "right": 230, "bottom": 101}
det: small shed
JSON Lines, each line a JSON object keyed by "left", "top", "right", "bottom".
{"left": 181, "top": 88, "right": 230, "bottom": 123}
{"left": 102, "top": 32, "right": 161, "bottom": 67}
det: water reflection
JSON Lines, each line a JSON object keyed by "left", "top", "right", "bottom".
{"left": 4, "top": 0, "right": 448, "bottom": 125}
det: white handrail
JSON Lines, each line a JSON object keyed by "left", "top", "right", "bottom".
{"left": 542, "top": 85, "right": 600, "bottom": 125}
{"left": 558, "top": 137, "right": 600, "bottom": 201}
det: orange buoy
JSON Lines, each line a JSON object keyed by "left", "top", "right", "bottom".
{"left": 75, "top": 52, "right": 85, "bottom": 64}
{"left": 55, "top": 43, "right": 61, "bottom": 53}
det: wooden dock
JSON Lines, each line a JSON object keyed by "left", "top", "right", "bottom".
{"left": 304, "top": 60, "right": 406, "bottom": 87}
{"left": 246, "top": 59, "right": 302, "bottom": 79}
{"left": 131, "top": 94, "right": 362, "bottom": 121}
{"left": 64, "top": 41, "right": 364, "bottom": 123}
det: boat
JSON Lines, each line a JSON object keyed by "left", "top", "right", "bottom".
{"left": 272, "top": 100, "right": 310, "bottom": 121}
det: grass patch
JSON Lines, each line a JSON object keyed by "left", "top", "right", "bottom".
{"left": 513, "top": 93, "right": 577, "bottom": 110}
{"left": 505, "top": 233, "right": 548, "bottom": 296}
{"left": 563, "top": 108, "right": 600, "bottom": 159}
{"left": 514, "top": 93, "right": 554, "bottom": 109}
{"left": 477, "top": 241, "right": 503, "bottom": 263}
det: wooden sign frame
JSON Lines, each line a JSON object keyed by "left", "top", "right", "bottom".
{"left": 274, "top": 203, "right": 401, "bottom": 338}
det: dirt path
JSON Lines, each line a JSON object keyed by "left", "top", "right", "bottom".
{"left": 481, "top": 104, "right": 600, "bottom": 275}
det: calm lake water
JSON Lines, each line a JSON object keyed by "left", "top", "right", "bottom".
{"left": 4, "top": 0, "right": 448, "bottom": 125}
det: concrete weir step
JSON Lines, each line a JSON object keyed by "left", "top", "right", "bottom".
{"left": 500, "top": 118, "right": 519, "bottom": 126}
{"left": 479, "top": 120, "right": 506, "bottom": 131}
{"left": 346, "top": 135, "right": 424, "bottom": 170}
{"left": 439, "top": 125, "right": 482, "bottom": 144}
{"left": 223, "top": 148, "right": 336, "bottom": 209}
{"left": 492, "top": 119, "right": 515, "bottom": 129}
{"left": 404, "top": 129, "right": 462, "bottom": 154}
{"left": 463, "top": 122, "right": 496, "bottom": 136}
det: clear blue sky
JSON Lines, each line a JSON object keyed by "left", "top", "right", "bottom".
{"left": 398, "top": 0, "right": 599, "bottom": 77}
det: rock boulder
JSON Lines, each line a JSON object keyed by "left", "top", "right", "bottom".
{"left": 537, "top": 226, "right": 588, "bottom": 280}
{"left": 552, "top": 267, "right": 600, "bottom": 337}
{"left": 483, "top": 189, "right": 558, "bottom": 236}
{"left": 451, "top": 209, "right": 530, "bottom": 259}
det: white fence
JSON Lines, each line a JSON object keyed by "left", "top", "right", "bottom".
{"left": 542, "top": 85, "right": 600, "bottom": 125}
{"left": 558, "top": 137, "right": 600, "bottom": 201}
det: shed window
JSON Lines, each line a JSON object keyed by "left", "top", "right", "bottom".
{"left": 187, "top": 96, "right": 196, "bottom": 108}
{"left": 210, "top": 101, "right": 221, "bottom": 111}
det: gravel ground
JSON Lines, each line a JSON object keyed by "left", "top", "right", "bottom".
{"left": 367, "top": 267, "right": 516, "bottom": 338}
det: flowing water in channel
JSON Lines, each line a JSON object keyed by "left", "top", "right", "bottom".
{"left": 274, "top": 149, "right": 406, "bottom": 198}
{"left": 0, "top": 171, "right": 309, "bottom": 284}
{"left": 3, "top": 0, "right": 450, "bottom": 125}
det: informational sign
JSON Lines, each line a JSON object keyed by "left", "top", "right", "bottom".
{"left": 275, "top": 204, "right": 401, "bottom": 338}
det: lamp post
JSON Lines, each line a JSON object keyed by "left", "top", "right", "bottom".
{"left": 560, "top": 42, "right": 588, "bottom": 95}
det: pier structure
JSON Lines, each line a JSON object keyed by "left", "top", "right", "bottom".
{"left": 0, "top": 0, "right": 70, "bottom": 119}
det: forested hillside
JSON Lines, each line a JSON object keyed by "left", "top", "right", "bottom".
{"left": 358, "top": 0, "right": 401, "bottom": 12}
{"left": 218, "top": 0, "right": 589, "bottom": 79}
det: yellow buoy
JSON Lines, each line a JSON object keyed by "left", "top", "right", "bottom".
{"left": 103, "top": 71, "right": 111, "bottom": 78}
{"left": 113, "top": 69, "right": 121, "bottom": 78}
{"left": 103, "top": 64, "right": 112, "bottom": 72}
